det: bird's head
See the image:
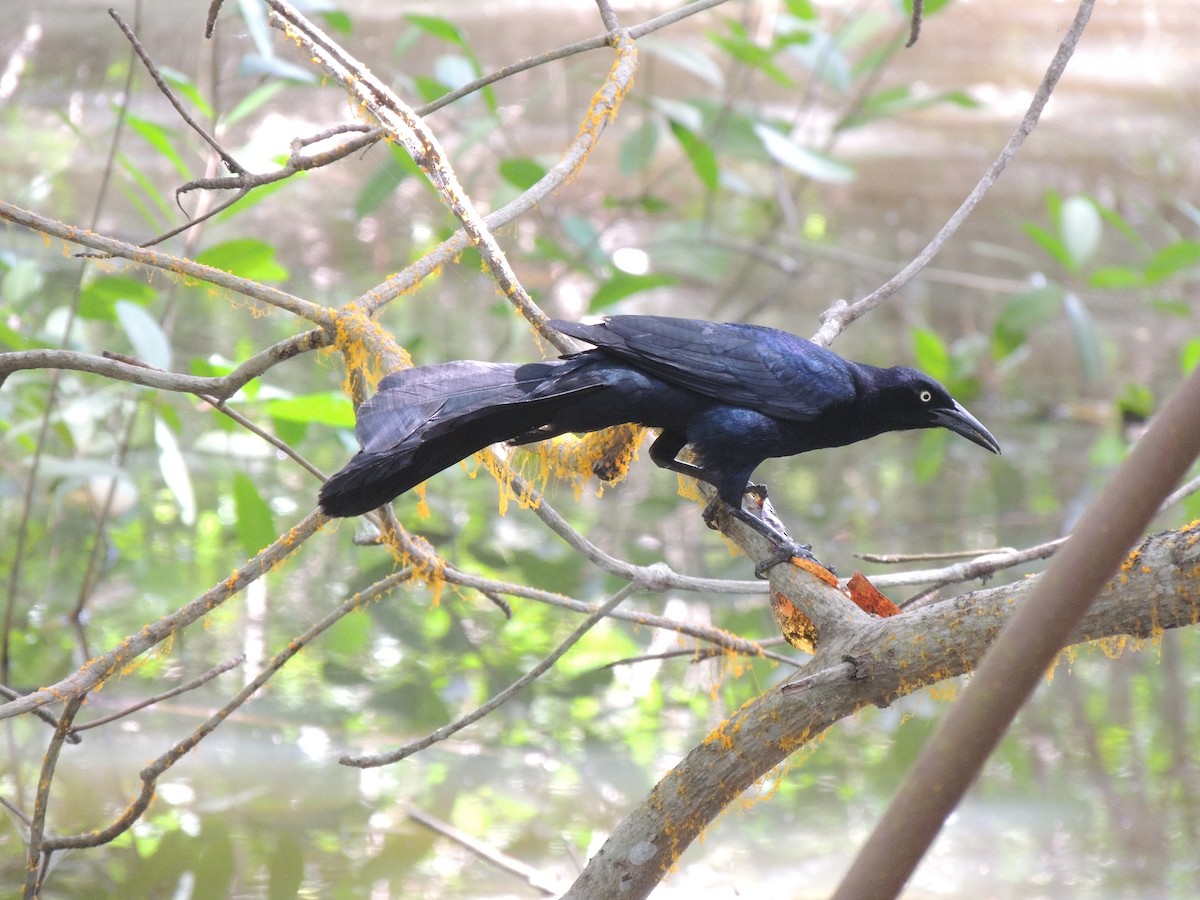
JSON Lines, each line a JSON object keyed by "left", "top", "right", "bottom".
{"left": 868, "top": 366, "right": 1001, "bottom": 454}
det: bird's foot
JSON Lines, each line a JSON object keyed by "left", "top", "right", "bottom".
{"left": 701, "top": 496, "right": 836, "bottom": 579}
{"left": 754, "top": 541, "right": 836, "bottom": 579}
{"left": 701, "top": 497, "right": 723, "bottom": 530}
{"left": 743, "top": 482, "right": 768, "bottom": 503}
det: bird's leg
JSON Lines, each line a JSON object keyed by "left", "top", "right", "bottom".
{"left": 702, "top": 496, "right": 834, "bottom": 579}
{"left": 649, "top": 432, "right": 833, "bottom": 577}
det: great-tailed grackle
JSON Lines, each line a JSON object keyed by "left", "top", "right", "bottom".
{"left": 319, "top": 315, "right": 1000, "bottom": 575}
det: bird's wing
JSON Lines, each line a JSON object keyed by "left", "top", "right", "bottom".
{"left": 552, "top": 316, "right": 857, "bottom": 420}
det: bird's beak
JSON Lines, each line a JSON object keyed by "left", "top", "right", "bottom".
{"left": 933, "top": 400, "right": 1001, "bottom": 454}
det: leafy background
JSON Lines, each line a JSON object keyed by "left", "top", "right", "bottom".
{"left": 3, "top": 0, "right": 1200, "bottom": 896}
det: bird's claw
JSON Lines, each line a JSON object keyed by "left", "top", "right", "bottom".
{"left": 743, "top": 482, "right": 768, "bottom": 503}
{"left": 754, "top": 542, "right": 837, "bottom": 580}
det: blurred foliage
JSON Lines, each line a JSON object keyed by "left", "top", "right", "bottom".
{"left": 3, "top": 0, "right": 1200, "bottom": 897}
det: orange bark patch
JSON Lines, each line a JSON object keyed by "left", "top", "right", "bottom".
{"left": 846, "top": 572, "right": 902, "bottom": 617}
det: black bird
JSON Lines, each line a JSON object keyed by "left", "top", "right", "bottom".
{"left": 319, "top": 315, "right": 1000, "bottom": 575}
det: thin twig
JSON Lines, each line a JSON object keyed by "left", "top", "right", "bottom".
{"left": 409, "top": 807, "right": 562, "bottom": 895}
{"left": 342, "top": 580, "right": 642, "bottom": 767}
{"left": 0, "top": 512, "right": 323, "bottom": 721}
{"left": 905, "top": 0, "right": 924, "bottom": 48}
{"left": 810, "top": 0, "right": 1094, "bottom": 346}
{"left": 0, "top": 329, "right": 327, "bottom": 399}
{"left": 42, "top": 569, "right": 411, "bottom": 854}
{"left": 110, "top": 9, "right": 244, "bottom": 176}
{"left": 24, "top": 694, "right": 85, "bottom": 898}
{"left": 71, "top": 656, "right": 245, "bottom": 732}
{"left": 0, "top": 201, "right": 330, "bottom": 326}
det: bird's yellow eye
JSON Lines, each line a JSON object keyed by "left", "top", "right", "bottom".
{"left": 919, "top": 390, "right": 932, "bottom": 403}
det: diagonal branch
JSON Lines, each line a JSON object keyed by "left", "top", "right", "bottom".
{"left": 810, "top": 0, "right": 1096, "bottom": 346}
{"left": 562, "top": 522, "right": 1200, "bottom": 900}
{"left": 341, "top": 578, "right": 640, "bottom": 767}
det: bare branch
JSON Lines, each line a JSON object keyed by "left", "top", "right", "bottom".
{"left": 71, "top": 656, "right": 245, "bottom": 732}
{"left": 342, "top": 579, "right": 641, "bottom": 767}
{"left": 0, "top": 511, "right": 323, "bottom": 721}
{"left": 0, "top": 201, "right": 331, "bottom": 326}
{"left": 837, "top": 253, "right": 1197, "bottom": 899}
{"left": 408, "top": 807, "right": 562, "bottom": 896}
{"left": 264, "top": 0, "right": 594, "bottom": 354}
{"left": 810, "top": 0, "right": 1096, "bottom": 346}
{"left": 0, "top": 328, "right": 326, "bottom": 398}
{"left": 39, "top": 569, "right": 412, "bottom": 856}
{"left": 24, "top": 694, "right": 84, "bottom": 899}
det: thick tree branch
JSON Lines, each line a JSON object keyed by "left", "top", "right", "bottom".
{"left": 563, "top": 523, "right": 1200, "bottom": 900}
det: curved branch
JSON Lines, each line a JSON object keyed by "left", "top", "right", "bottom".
{"left": 265, "top": 0, "right": 607, "bottom": 355}
{"left": 0, "top": 511, "right": 323, "bottom": 720}
{"left": 0, "top": 201, "right": 331, "bottom": 326}
{"left": 342, "top": 578, "right": 640, "bottom": 767}
{"left": 40, "top": 568, "right": 412, "bottom": 855}
{"left": 810, "top": 0, "right": 1095, "bottom": 346}
{"left": 0, "top": 329, "right": 325, "bottom": 398}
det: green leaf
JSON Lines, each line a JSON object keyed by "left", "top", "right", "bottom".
{"left": 79, "top": 275, "right": 156, "bottom": 321}
{"left": 356, "top": 144, "right": 424, "bottom": 217}
{"left": 1181, "top": 339, "right": 1200, "bottom": 374}
{"left": 318, "top": 10, "right": 352, "bottom": 36}
{"left": 913, "top": 429, "right": 947, "bottom": 485}
{"left": 114, "top": 149, "right": 176, "bottom": 224}
{"left": 232, "top": 472, "right": 275, "bottom": 558}
{"left": 1144, "top": 240, "right": 1200, "bottom": 284}
{"left": 264, "top": 393, "right": 355, "bottom": 429}
{"left": 125, "top": 115, "right": 189, "bottom": 179}
{"left": 224, "top": 81, "right": 287, "bottom": 127}
{"left": 785, "top": 29, "right": 850, "bottom": 92}
{"left": 911, "top": 328, "right": 950, "bottom": 382}
{"left": 753, "top": 123, "right": 855, "bottom": 182}
{"left": 991, "top": 287, "right": 1061, "bottom": 359}
{"left": 1088, "top": 266, "right": 1144, "bottom": 289}
{"left": 239, "top": 54, "right": 318, "bottom": 83}
{"left": 560, "top": 214, "right": 608, "bottom": 268}
{"left": 843, "top": 86, "right": 979, "bottom": 129}
{"left": 196, "top": 239, "right": 288, "bottom": 282}
{"left": 902, "top": 0, "right": 954, "bottom": 14}
{"left": 0, "top": 320, "right": 33, "bottom": 350}
{"left": 1059, "top": 195, "right": 1102, "bottom": 271}
{"left": 498, "top": 157, "right": 547, "bottom": 191}
{"left": 618, "top": 117, "right": 660, "bottom": 177}
{"left": 708, "top": 25, "right": 794, "bottom": 87}
{"left": 640, "top": 38, "right": 724, "bottom": 87}
{"left": 588, "top": 272, "right": 678, "bottom": 312}
{"left": 160, "top": 67, "right": 214, "bottom": 120}
{"left": 116, "top": 300, "right": 171, "bottom": 370}
{"left": 668, "top": 120, "right": 719, "bottom": 192}
{"left": 414, "top": 75, "right": 449, "bottom": 105}
{"left": 405, "top": 13, "right": 466, "bottom": 47}
{"left": 1022, "top": 222, "right": 1072, "bottom": 270}
{"left": 1089, "top": 429, "right": 1127, "bottom": 468}
{"left": 1, "top": 259, "right": 45, "bottom": 305}
{"left": 1117, "top": 383, "right": 1155, "bottom": 421}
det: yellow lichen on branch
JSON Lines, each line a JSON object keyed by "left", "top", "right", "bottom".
{"left": 328, "top": 303, "right": 410, "bottom": 393}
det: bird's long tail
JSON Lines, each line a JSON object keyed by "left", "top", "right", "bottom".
{"left": 318, "top": 358, "right": 605, "bottom": 517}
